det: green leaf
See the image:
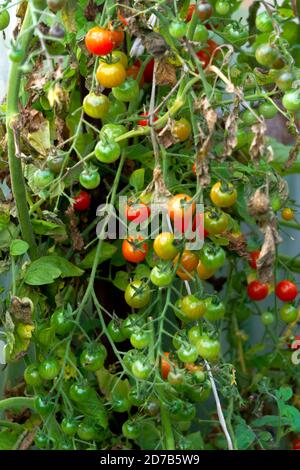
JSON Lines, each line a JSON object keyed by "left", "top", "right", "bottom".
{"left": 129, "top": 168, "right": 145, "bottom": 191}
{"left": 275, "top": 386, "right": 293, "bottom": 402}
{"left": 24, "top": 256, "right": 83, "bottom": 285}
{"left": 80, "top": 242, "right": 117, "bottom": 269}
{"left": 252, "top": 415, "right": 290, "bottom": 427}
{"left": 9, "top": 240, "right": 29, "bottom": 256}
{"left": 136, "top": 422, "right": 161, "bottom": 450}
{"left": 0, "top": 430, "right": 22, "bottom": 450}
{"left": 113, "top": 271, "right": 129, "bottom": 291}
{"left": 31, "top": 219, "right": 67, "bottom": 237}
{"left": 134, "top": 264, "right": 151, "bottom": 280}
{"left": 184, "top": 431, "right": 204, "bottom": 450}
{"left": 0, "top": 224, "right": 19, "bottom": 250}
{"left": 235, "top": 422, "right": 256, "bottom": 450}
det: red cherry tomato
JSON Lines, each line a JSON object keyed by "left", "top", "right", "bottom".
{"left": 122, "top": 236, "right": 148, "bottom": 263}
{"left": 292, "top": 438, "right": 300, "bottom": 450}
{"left": 143, "top": 59, "right": 155, "bottom": 83}
{"left": 249, "top": 250, "right": 260, "bottom": 269}
{"left": 108, "top": 22, "right": 125, "bottom": 48}
{"left": 275, "top": 280, "right": 298, "bottom": 302}
{"left": 247, "top": 280, "right": 269, "bottom": 301}
{"left": 196, "top": 50, "right": 210, "bottom": 69}
{"left": 161, "top": 352, "right": 171, "bottom": 380}
{"left": 85, "top": 27, "right": 114, "bottom": 56}
{"left": 125, "top": 201, "right": 150, "bottom": 223}
{"left": 73, "top": 191, "right": 91, "bottom": 212}
{"left": 138, "top": 112, "right": 158, "bottom": 126}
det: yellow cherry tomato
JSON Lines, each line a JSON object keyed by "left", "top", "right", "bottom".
{"left": 210, "top": 181, "right": 237, "bottom": 208}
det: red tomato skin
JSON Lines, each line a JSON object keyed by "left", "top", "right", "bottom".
{"left": 249, "top": 251, "right": 260, "bottom": 269}
{"left": 73, "top": 191, "right": 91, "bottom": 211}
{"left": 125, "top": 202, "right": 150, "bottom": 224}
{"left": 275, "top": 280, "right": 298, "bottom": 302}
{"left": 247, "top": 280, "right": 269, "bottom": 301}
{"left": 85, "top": 27, "right": 114, "bottom": 56}
{"left": 122, "top": 237, "right": 148, "bottom": 263}
{"left": 143, "top": 59, "right": 155, "bottom": 83}
{"left": 292, "top": 438, "right": 300, "bottom": 450}
{"left": 138, "top": 112, "right": 158, "bottom": 126}
{"left": 196, "top": 50, "right": 210, "bottom": 68}
{"left": 161, "top": 352, "right": 171, "bottom": 380}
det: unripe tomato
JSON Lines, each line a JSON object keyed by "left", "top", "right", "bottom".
{"left": 47, "top": 153, "right": 67, "bottom": 174}
{"left": 130, "top": 328, "right": 151, "bottom": 349}
{"left": 196, "top": 335, "right": 220, "bottom": 361}
{"left": 107, "top": 319, "right": 126, "bottom": 342}
{"left": 79, "top": 168, "right": 100, "bottom": 190}
{"left": 125, "top": 280, "right": 151, "bottom": 309}
{"left": 111, "top": 50, "right": 128, "bottom": 69}
{"left": 172, "top": 118, "right": 192, "bottom": 142}
{"left": 275, "top": 280, "right": 298, "bottom": 302}
{"left": 280, "top": 304, "right": 298, "bottom": 323}
{"left": 255, "top": 44, "right": 279, "bottom": 68}
{"left": 95, "top": 140, "right": 121, "bottom": 163}
{"left": 24, "top": 364, "right": 42, "bottom": 387}
{"left": 255, "top": 12, "right": 273, "bottom": 33}
{"left": 247, "top": 280, "right": 269, "bottom": 301}
{"left": 122, "top": 236, "right": 148, "bottom": 263}
{"left": 215, "top": 1, "right": 230, "bottom": 15}
{"left": 50, "top": 308, "right": 73, "bottom": 336}
{"left": 241, "top": 109, "right": 258, "bottom": 126}
{"left": 9, "top": 49, "right": 25, "bottom": 63}
{"left": 122, "top": 420, "right": 141, "bottom": 440}
{"left": 276, "top": 71, "right": 294, "bottom": 91}
{"left": 153, "top": 232, "right": 179, "bottom": 260}
{"left": 224, "top": 24, "right": 248, "bottom": 46}
{"left": 33, "top": 168, "right": 55, "bottom": 189}
{"left": 169, "top": 21, "right": 187, "bottom": 39}
{"left": 193, "top": 24, "right": 209, "bottom": 42}
{"left": 112, "top": 78, "right": 139, "bottom": 102}
{"left": 85, "top": 27, "right": 114, "bottom": 56}
{"left": 0, "top": 10, "right": 10, "bottom": 31}
{"left": 80, "top": 344, "right": 107, "bottom": 371}
{"left": 100, "top": 123, "right": 127, "bottom": 147}
{"left": 69, "top": 383, "right": 93, "bottom": 402}
{"left": 200, "top": 244, "right": 226, "bottom": 270}
{"left": 177, "top": 343, "right": 198, "bottom": 363}
{"left": 96, "top": 62, "right": 126, "bottom": 88}
{"left": 150, "top": 265, "right": 173, "bottom": 287}
{"left": 38, "top": 358, "right": 60, "bottom": 381}
{"left": 73, "top": 191, "right": 91, "bottom": 211}
{"left": 77, "top": 419, "right": 98, "bottom": 441}
{"left": 261, "top": 311, "right": 275, "bottom": 326}
{"left": 131, "top": 357, "right": 152, "bottom": 379}
{"left": 61, "top": 417, "right": 78, "bottom": 436}
{"left": 282, "top": 89, "right": 300, "bottom": 112}
{"left": 83, "top": 93, "right": 109, "bottom": 119}
{"left": 204, "top": 208, "right": 228, "bottom": 235}
{"left": 204, "top": 297, "right": 225, "bottom": 321}
{"left": 281, "top": 207, "right": 295, "bottom": 221}
{"left": 258, "top": 101, "right": 277, "bottom": 119}
{"left": 181, "top": 295, "right": 206, "bottom": 320}
{"left": 210, "top": 181, "right": 237, "bottom": 208}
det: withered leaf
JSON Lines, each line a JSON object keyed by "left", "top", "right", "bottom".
{"left": 257, "top": 219, "right": 282, "bottom": 283}
{"left": 225, "top": 232, "right": 249, "bottom": 258}
{"left": 158, "top": 127, "right": 176, "bottom": 149}
{"left": 197, "top": 97, "right": 217, "bottom": 160}
{"left": 250, "top": 120, "right": 267, "bottom": 163}
{"left": 285, "top": 134, "right": 300, "bottom": 169}
{"left": 143, "top": 32, "right": 169, "bottom": 58}
{"left": 222, "top": 97, "right": 239, "bottom": 158}
{"left": 84, "top": 0, "right": 102, "bottom": 21}
{"left": 9, "top": 296, "right": 33, "bottom": 325}
{"left": 156, "top": 59, "right": 176, "bottom": 86}
{"left": 248, "top": 188, "right": 269, "bottom": 218}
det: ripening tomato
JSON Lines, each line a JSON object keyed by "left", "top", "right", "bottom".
{"left": 186, "top": 4, "right": 196, "bottom": 21}
{"left": 168, "top": 194, "right": 195, "bottom": 226}
{"left": 197, "top": 260, "right": 216, "bottom": 280}
{"left": 196, "top": 2, "right": 213, "bottom": 21}
{"left": 125, "top": 200, "right": 150, "bottom": 223}
{"left": 85, "top": 27, "right": 114, "bottom": 56}
{"left": 83, "top": 93, "right": 110, "bottom": 119}
{"left": 210, "top": 181, "right": 237, "bottom": 208}
{"left": 172, "top": 118, "right": 192, "bottom": 142}
{"left": 247, "top": 280, "right": 269, "bottom": 301}
{"left": 276, "top": 71, "right": 294, "bottom": 91}
{"left": 96, "top": 62, "right": 126, "bottom": 88}
{"left": 196, "top": 335, "right": 220, "bottom": 361}
{"left": 153, "top": 232, "right": 179, "bottom": 260}
{"left": 122, "top": 236, "right": 148, "bottom": 263}
{"left": 249, "top": 250, "right": 260, "bottom": 269}
{"left": 73, "top": 191, "right": 91, "bottom": 211}
{"left": 281, "top": 207, "right": 295, "bottom": 221}
{"left": 204, "top": 208, "right": 228, "bottom": 235}
{"left": 124, "top": 280, "right": 151, "bottom": 308}
{"left": 181, "top": 295, "right": 206, "bottom": 320}
{"left": 161, "top": 352, "right": 171, "bottom": 380}
{"left": 255, "top": 44, "right": 279, "bottom": 68}
{"left": 150, "top": 265, "right": 173, "bottom": 287}
{"left": 173, "top": 250, "right": 199, "bottom": 280}
{"left": 292, "top": 438, "right": 300, "bottom": 450}
{"left": 196, "top": 50, "right": 210, "bottom": 69}
{"left": 109, "top": 27, "right": 124, "bottom": 49}
{"left": 275, "top": 280, "right": 298, "bottom": 302}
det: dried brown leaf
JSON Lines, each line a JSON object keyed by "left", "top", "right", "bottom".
{"left": 143, "top": 33, "right": 169, "bottom": 59}
{"left": 197, "top": 97, "right": 217, "bottom": 160}
{"left": 84, "top": 0, "right": 102, "bottom": 20}
{"left": 10, "top": 296, "right": 33, "bottom": 325}
{"left": 157, "top": 128, "right": 176, "bottom": 148}
{"left": 285, "top": 135, "right": 300, "bottom": 169}
{"left": 225, "top": 232, "right": 249, "bottom": 258}
{"left": 257, "top": 218, "right": 282, "bottom": 283}
{"left": 248, "top": 188, "right": 269, "bottom": 218}
{"left": 250, "top": 120, "right": 267, "bottom": 163}
{"left": 222, "top": 97, "right": 239, "bottom": 158}
{"left": 156, "top": 59, "right": 177, "bottom": 86}
{"left": 65, "top": 206, "right": 84, "bottom": 251}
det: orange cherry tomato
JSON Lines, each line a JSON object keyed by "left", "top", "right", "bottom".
{"left": 161, "top": 352, "right": 171, "bottom": 380}
{"left": 168, "top": 194, "right": 195, "bottom": 234}
{"left": 122, "top": 236, "right": 148, "bottom": 263}
{"left": 96, "top": 61, "right": 126, "bottom": 88}
{"left": 85, "top": 27, "right": 114, "bottom": 56}
{"left": 197, "top": 260, "right": 216, "bottom": 280}
{"left": 174, "top": 250, "right": 199, "bottom": 280}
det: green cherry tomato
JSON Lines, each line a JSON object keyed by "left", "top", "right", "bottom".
{"left": 282, "top": 89, "right": 300, "bottom": 112}
{"left": 193, "top": 24, "right": 209, "bottom": 42}
{"left": 181, "top": 295, "right": 206, "bottom": 321}
{"left": 276, "top": 71, "right": 294, "bottom": 91}
{"left": 61, "top": 417, "right": 78, "bottom": 436}
{"left": 261, "top": 311, "right": 275, "bottom": 326}
{"left": 95, "top": 140, "right": 121, "bottom": 163}
{"left": 107, "top": 319, "right": 126, "bottom": 342}
{"left": 172, "top": 330, "right": 186, "bottom": 349}
{"left": 196, "top": 335, "right": 220, "bottom": 361}
{"left": 24, "top": 364, "right": 43, "bottom": 387}
{"left": 177, "top": 343, "right": 198, "bottom": 363}
{"left": 215, "top": 1, "right": 230, "bottom": 15}
{"left": 47, "top": 153, "right": 67, "bottom": 174}
{"left": 200, "top": 244, "right": 226, "bottom": 270}
{"left": 123, "top": 349, "right": 139, "bottom": 371}
{"left": 188, "top": 326, "right": 202, "bottom": 345}
{"left": 38, "top": 358, "right": 60, "bottom": 381}
{"left": 0, "top": 10, "right": 10, "bottom": 31}
{"left": 169, "top": 21, "right": 187, "bottom": 39}
{"left": 100, "top": 123, "right": 127, "bottom": 147}
{"left": 83, "top": 92, "right": 110, "bottom": 119}
{"left": 150, "top": 265, "right": 173, "bottom": 287}
{"left": 50, "top": 308, "right": 73, "bottom": 336}
{"left": 122, "top": 419, "right": 141, "bottom": 440}
{"left": 280, "top": 304, "right": 298, "bottom": 323}
{"left": 69, "top": 383, "right": 93, "bottom": 402}
{"left": 79, "top": 168, "right": 100, "bottom": 189}
{"left": 111, "top": 394, "right": 131, "bottom": 413}
{"left": 241, "top": 109, "right": 258, "bottom": 126}
{"left": 35, "top": 432, "right": 50, "bottom": 449}
{"left": 102, "top": 99, "right": 127, "bottom": 124}
{"left": 224, "top": 24, "right": 248, "bottom": 46}
{"left": 77, "top": 419, "right": 98, "bottom": 441}
{"left": 255, "top": 12, "right": 273, "bottom": 33}
{"left": 204, "top": 297, "right": 225, "bottom": 322}
{"left": 258, "top": 101, "right": 277, "bottom": 119}
{"left": 9, "top": 48, "right": 26, "bottom": 63}
{"left": 33, "top": 168, "right": 55, "bottom": 189}
{"left": 121, "top": 314, "right": 141, "bottom": 338}
{"left": 128, "top": 387, "right": 146, "bottom": 406}
{"left": 255, "top": 44, "right": 279, "bottom": 68}
{"left": 112, "top": 78, "right": 139, "bottom": 102}
{"left": 124, "top": 280, "right": 151, "bottom": 309}
{"left": 130, "top": 328, "right": 151, "bottom": 349}
{"left": 35, "top": 396, "right": 56, "bottom": 416}
{"left": 131, "top": 357, "right": 152, "bottom": 380}
{"left": 80, "top": 344, "right": 107, "bottom": 371}
{"left": 204, "top": 208, "right": 228, "bottom": 235}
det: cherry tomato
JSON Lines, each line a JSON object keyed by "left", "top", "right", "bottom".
{"left": 153, "top": 232, "right": 179, "bottom": 260}
{"left": 111, "top": 50, "right": 128, "bottom": 68}
{"left": 255, "top": 44, "right": 279, "bottom": 68}
{"left": 112, "top": 394, "right": 131, "bottom": 413}
{"left": 109, "top": 28, "right": 125, "bottom": 49}
{"left": 210, "top": 181, "right": 237, "bottom": 208}
{"left": 249, "top": 250, "right": 260, "bottom": 269}
{"left": 200, "top": 244, "right": 226, "bottom": 270}
{"left": 128, "top": 387, "right": 146, "bottom": 406}
{"left": 77, "top": 419, "right": 98, "bottom": 441}
{"left": 79, "top": 167, "right": 100, "bottom": 189}
{"left": 241, "top": 109, "right": 258, "bottom": 126}
{"left": 73, "top": 191, "right": 91, "bottom": 211}
{"left": 181, "top": 295, "right": 206, "bottom": 320}
{"left": 275, "top": 280, "right": 298, "bottom": 302}
{"left": 125, "top": 200, "right": 150, "bottom": 223}
{"left": 131, "top": 356, "right": 152, "bottom": 380}
{"left": 80, "top": 344, "right": 107, "bottom": 371}
{"left": 124, "top": 280, "right": 151, "bottom": 308}
{"left": 107, "top": 319, "right": 126, "bottom": 342}
{"left": 193, "top": 24, "right": 209, "bottom": 42}
{"left": 0, "top": 10, "right": 10, "bottom": 31}
{"left": 255, "top": 11, "right": 273, "bottom": 33}
{"left": 282, "top": 89, "right": 300, "bottom": 112}
{"left": 161, "top": 352, "right": 171, "bottom": 380}
{"left": 197, "top": 259, "right": 216, "bottom": 280}
{"left": 224, "top": 24, "right": 248, "bottom": 46}
{"left": 168, "top": 194, "right": 195, "bottom": 232}
{"left": 69, "top": 383, "right": 93, "bottom": 403}
{"left": 196, "top": 335, "right": 220, "bottom": 361}
{"left": 122, "top": 419, "right": 141, "bottom": 440}
{"left": 276, "top": 71, "right": 294, "bottom": 91}
{"left": 100, "top": 123, "right": 127, "bottom": 147}
{"left": 9, "top": 49, "right": 25, "bottom": 63}
{"left": 247, "top": 280, "right": 269, "bottom": 301}
{"left": 95, "top": 140, "right": 121, "bottom": 163}
{"left": 96, "top": 61, "right": 126, "bottom": 88}
{"left": 83, "top": 93, "right": 109, "bottom": 119}
{"left": 169, "top": 21, "right": 187, "bottom": 39}
{"left": 186, "top": 4, "right": 196, "bottom": 21}
{"left": 50, "top": 308, "right": 73, "bottom": 336}
{"left": 121, "top": 314, "right": 141, "bottom": 338}
{"left": 85, "top": 27, "right": 114, "bottom": 56}
{"left": 204, "top": 297, "right": 225, "bottom": 321}
{"left": 138, "top": 112, "right": 158, "bottom": 126}
{"left": 47, "top": 153, "right": 66, "bottom": 174}
{"left": 35, "top": 396, "right": 56, "bottom": 416}
{"left": 173, "top": 250, "right": 199, "bottom": 280}
{"left": 172, "top": 118, "right": 192, "bottom": 142}
{"left": 292, "top": 438, "right": 300, "bottom": 450}
{"left": 38, "top": 358, "right": 60, "bottom": 381}
{"left": 280, "top": 304, "right": 298, "bottom": 324}
{"left": 61, "top": 417, "right": 78, "bottom": 436}
{"left": 177, "top": 343, "right": 198, "bottom": 363}
{"left": 130, "top": 328, "right": 151, "bottom": 349}
{"left": 196, "top": 2, "right": 213, "bottom": 21}
{"left": 281, "top": 207, "right": 295, "bottom": 221}
{"left": 34, "top": 432, "right": 49, "bottom": 449}
{"left": 258, "top": 101, "right": 277, "bottom": 119}
{"left": 150, "top": 265, "right": 173, "bottom": 287}
{"left": 122, "top": 236, "right": 148, "bottom": 263}
{"left": 204, "top": 208, "right": 228, "bottom": 235}
{"left": 33, "top": 168, "right": 54, "bottom": 189}
{"left": 112, "top": 78, "right": 139, "bottom": 102}
{"left": 24, "top": 364, "right": 42, "bottom": 387}
{"left": 261, "top": 311, "right": 275, "bottom": 326}
{"left": 215, "top": 0, "right": 230, "bottom": 15}
{"left": 188, "top": 326, "right": 202, "bottom": 345}
{"left": 143, "top": 59, "right": 154, "bottom": 83}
